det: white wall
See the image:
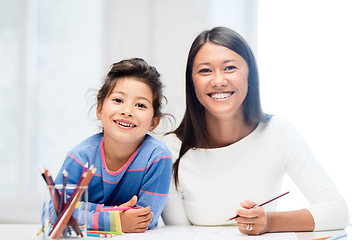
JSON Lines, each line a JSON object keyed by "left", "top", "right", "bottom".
{"left": 258, "top": 0, "right": 352, "bottom": 219}
{"left": 0, "top": 0, "right": 257, "bottom": 223}
{"left": 1, "top": 0, "right": 350, "bottom": 225}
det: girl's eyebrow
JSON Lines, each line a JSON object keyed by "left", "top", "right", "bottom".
{"left": 136, "top": 96, "right": 152, "bottom": 104}
{"left": 110, "top": 91, "right": 152, "bottom": 104}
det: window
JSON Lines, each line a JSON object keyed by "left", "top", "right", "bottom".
{"left": 0, "top": 0, "right": 103, "bottom": 223}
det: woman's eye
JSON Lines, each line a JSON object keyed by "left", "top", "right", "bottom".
{"left": 199, "top": 68, "right": 211, "bottom": 74}
{"left": 136, "top": 103, "right": 147, "bottom": 108}
{"left": 113, "top": 98, "right": 123, "bottom": 103}
{"left": 225, "top": 65, "right": 237, "bottom": 71}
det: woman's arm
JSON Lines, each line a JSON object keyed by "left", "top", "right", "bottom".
{"left": 236, "top": 119, "right": 349, "bottom": 234}
{"left": 265, "top": 209, "right": 314, "bottom": 232}
{"left": 235, "top": 201, "right": 314, "bottom": 235}
{"left": 161, "top": 177, "right": 192, "bottom": 226}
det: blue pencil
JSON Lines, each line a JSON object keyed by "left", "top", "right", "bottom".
{"left": 328, "top": 233, "right": 348, "bottom": 240}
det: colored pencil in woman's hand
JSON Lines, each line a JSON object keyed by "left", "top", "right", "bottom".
{"left": 226, "top": 191, "right": 289, "bottom": 222}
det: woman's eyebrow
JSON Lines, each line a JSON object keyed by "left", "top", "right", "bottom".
{"left": 195, "top": 62, "right": 211, "bottom": 67}
{"left": 223, "top": 59, "right": 239, "bottom": 64}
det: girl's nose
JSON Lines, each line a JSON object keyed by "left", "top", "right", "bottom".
{"left": 121, "top": 104, "right": 133, "bottom": 117}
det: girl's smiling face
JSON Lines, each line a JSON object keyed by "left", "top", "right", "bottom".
{"left": 97, "top": 77, "right": 159, "bottom": 146}
{"left": 192, "top": 42, "right": 249, "bottom": 120}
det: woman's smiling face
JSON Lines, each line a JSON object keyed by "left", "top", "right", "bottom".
{"left": 192, "top": 42, "right": 249, "bottom": 120}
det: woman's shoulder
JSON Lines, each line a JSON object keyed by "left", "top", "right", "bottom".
{"left": 261, "top": 114, "right": 303, "bottom": 139}
{"left": 153, "top": 133, "right": 181, "bottom": 161}
{"left": 158, "top": 133, "right": 181, "bottom": 149}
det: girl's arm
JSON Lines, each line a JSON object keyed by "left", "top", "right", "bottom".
{"left": 135, "top": 149, "right": 172, "bottom": 229}
{"left": 117, "top": 195, "right": 153, "bottom": 233}
{"left": 46, "top": 155, "right": 123, "bottom": 233}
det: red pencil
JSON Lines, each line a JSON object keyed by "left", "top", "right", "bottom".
{"left": 50, "top": 166, "right": 96, "bottom": 239}
{"left": 41, "top": 168, "right": 81, "bottom": 237}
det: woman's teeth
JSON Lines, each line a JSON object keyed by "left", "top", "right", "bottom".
{"left": 209, "top": 92, "right": 233, "bottom": 99}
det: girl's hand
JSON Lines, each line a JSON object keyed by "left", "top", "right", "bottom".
{"left": 118, "top": 196, "right": 154, "bottom": 233}
{"left": 235, "top": 200, "right": 268, "bottom": 235}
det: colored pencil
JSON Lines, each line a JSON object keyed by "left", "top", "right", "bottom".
{"left": 59, "top": 169, "right": 68, "bottom": 213}
{"left": 226, "top": 191, "right": 290, "bottom": 222}
{"left": 50, "top": 170, "right": 91, "bottom": 238}
{"left": 44, "top": 169, "right": 61, "bottom": 213}
{"left": 60, "top": 170, "right": 69, "bottom": 237}
{"left": 87, "top": 230, "right": 123, "bottom": 236}
{"left": 50, "top": 166, "right": 96, "bottom": 239}
{"left": 87, "top": 232, "right": 116, "bottom": 238}
{"left": 326, "top": 233, "right": 348, "bottom": 240}
{"left": 101, "top": 206, "right": 142, "bottom": 211}
{"left": 312, "top": 237, "right": 332, "bottom": 240}
{"left": 41, "top": 168, "right": 83, "bottom": 238}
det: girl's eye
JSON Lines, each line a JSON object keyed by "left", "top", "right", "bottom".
{"left": 225, "top": 65, "right": 237, "bottom": 71}
{"left": 136, "top": 103, "right": 147, "bottom": 108}
{"left": 113, "top": 98, "right": 123, "bottom": 103}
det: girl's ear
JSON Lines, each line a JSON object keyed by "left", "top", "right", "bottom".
{"left": 149, "top": 117, "right": 160, "bottom": 131}
{"left": 96, "top": 103, "right": 102, "bottom": 120}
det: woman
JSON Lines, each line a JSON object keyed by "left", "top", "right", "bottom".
{"left": 161, "top": 27, "right": 349, "bottom": 235}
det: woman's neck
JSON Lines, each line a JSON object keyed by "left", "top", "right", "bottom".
{"left": 205, "top": 111, "right": 256, "bottom": 148}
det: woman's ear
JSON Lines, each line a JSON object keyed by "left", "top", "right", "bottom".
{"left": 149, "top": 117, "right": 160, "bottom": 131}
{"left": 96, "top": 103, "right": 102, "bottom": 120}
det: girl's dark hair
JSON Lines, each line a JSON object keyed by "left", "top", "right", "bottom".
{"left": 172, "top": 27, "right": 266, "bottom": 187}
{"left": 97, "top": 58, "right": 164, "bottom": 119}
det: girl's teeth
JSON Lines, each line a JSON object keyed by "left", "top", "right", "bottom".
{"left": 118, "top": 121, "right": 134, "bottom": 127}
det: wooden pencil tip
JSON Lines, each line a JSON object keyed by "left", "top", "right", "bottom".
{"left": 84, "top": 162, "right": 89, "bottom": 167}
{"left": 63, "top": 169, "right": 68, "bottom": 176}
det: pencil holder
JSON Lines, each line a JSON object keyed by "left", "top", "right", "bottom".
{"left": 43, "top": 184, "right": 88, "bottom": 239}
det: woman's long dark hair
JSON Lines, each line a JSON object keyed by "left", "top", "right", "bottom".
{"left": 172, "top": 27, "right": 266, "bottom": 188}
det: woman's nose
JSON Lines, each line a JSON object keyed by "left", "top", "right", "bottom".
{"left": 211, "top": 72, "right": 227, "bottom": 88}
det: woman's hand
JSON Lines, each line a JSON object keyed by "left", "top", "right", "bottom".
{"left": 118, "top": 196, "right": 154, "bottom": 233}
{"left": 235, "top": 200, "right": 268, "bottom": 235}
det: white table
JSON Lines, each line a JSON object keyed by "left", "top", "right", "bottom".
{"left": 1, "top": 224, "right": 350, "bottom": 240}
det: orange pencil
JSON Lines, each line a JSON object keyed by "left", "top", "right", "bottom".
{"left": 312, "top": 237, "right": 332, "bottom": 240}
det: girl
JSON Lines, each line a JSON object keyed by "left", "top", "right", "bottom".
{"left": 49, "top": 58, "right": 172, "bottom": 233}
{"left": 161, "top": 27, "right": 349, "bottom": 235}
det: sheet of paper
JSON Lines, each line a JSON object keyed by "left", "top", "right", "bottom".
{"left": 116, "top": 226, "right": 299, "bottom": 240}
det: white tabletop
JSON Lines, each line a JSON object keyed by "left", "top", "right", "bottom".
{"left": 1, "top": 224, "right": 350, "bottom": 240}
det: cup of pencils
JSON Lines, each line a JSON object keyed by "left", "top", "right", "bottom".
{"left": 43, "top": 184, "right": 88, "bottom": 239}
